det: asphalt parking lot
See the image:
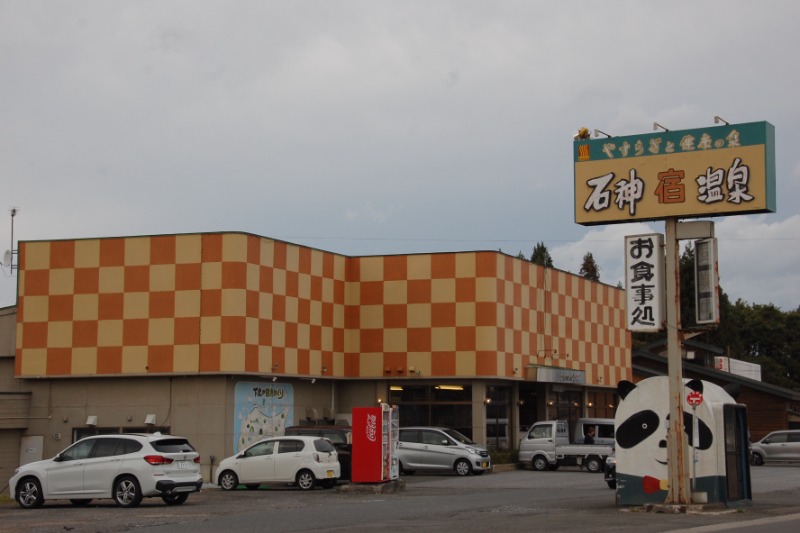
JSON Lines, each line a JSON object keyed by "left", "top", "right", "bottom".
{"left": 2, "top": 464, "right": 799, "bottom": 533}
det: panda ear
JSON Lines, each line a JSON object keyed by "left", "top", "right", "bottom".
{"left": 686, "top": 379, "right": 703, "bottom": 393}
{"left": 618, "top": 380, "right": 637, "bottom": 400}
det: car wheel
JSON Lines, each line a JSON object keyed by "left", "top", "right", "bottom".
{"left": 532, "top": 455, "right": 549, "bottom": 471}
{"left": 113, "top": 476, "right": 143, "bottom": 508}
{"left": 16, "top": 477, "right": 44, "bottom": 509}
{"left": 585, "top": 456, "right": 603, "bottom": 473}
{"left": 320, "top": 479, "right": 336, "bottom": 489}
{"left": 218, "top": 470, "right": 239, "bottom": 491}
{"left": 162, "top": 493, "right": 189, "bottom": 505}
{"left": 454, "top": 458, "right": 472, "bottom": 476}
{"left": 751, "top": 452, "right": 764, "bottom": 466}
{"left": 296, "top": 469, "right": 316, "bottom": 491}
{"left": 607, "top": 480, "right": 617, "bottom": 489}
{"left": 69, "top": 499, "right": 93, "bottom": 506}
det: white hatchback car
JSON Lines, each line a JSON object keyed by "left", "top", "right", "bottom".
{"left": 217, "top": 436, "right": 340, "bottom": 491}
{"left": 8, "top": 433, "right": 203, "bottom": 508}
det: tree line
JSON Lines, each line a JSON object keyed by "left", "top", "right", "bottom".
{"left": 515, "top": 242, "right": 799, "bottom": 392}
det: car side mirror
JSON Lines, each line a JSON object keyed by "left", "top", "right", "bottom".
{"left": 53, "top": 453, "right": 64, "bottom": 462}
{"left": 763, "top": 439, "right": 771, "bottom": 444}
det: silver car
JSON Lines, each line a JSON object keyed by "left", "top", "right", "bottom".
{"left": 397, "top": 427, "right": 491, "bottom": 476}
{"left": 750, "top": 430, "right": 800, "bottom": 465}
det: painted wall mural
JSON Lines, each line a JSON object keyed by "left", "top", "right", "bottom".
{"left": 234, "top": 381, "right": 294, "bottom": 452}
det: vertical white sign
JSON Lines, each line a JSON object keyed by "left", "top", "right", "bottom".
{"left": 625, "top": 233, "right": 665, "bottom": 332}
{"left": 695, "top": 238, "right": 720, "bottom": 325}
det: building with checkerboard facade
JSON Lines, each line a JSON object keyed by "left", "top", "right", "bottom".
{"left": 1, "top": 231, "right": 630, "bottom": 479}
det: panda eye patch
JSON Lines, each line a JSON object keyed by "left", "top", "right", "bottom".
{"left": 616, "top": 410, "right": 660, "bottom": 449}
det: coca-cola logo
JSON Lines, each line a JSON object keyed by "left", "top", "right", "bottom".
{"left": 366, "top": 414, "right": 377, "bottom": 442}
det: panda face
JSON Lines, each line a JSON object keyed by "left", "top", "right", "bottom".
{"left": 616, "top": 409, "right": 713, "bottom": 466}
{"left": 615, "top": 378, "right": 720, "bottom": 475}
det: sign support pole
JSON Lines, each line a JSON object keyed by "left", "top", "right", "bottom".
{"left": 665, "top": 218, "right": 689, "bottom": 504}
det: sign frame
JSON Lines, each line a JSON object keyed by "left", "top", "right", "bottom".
{"left": 574, "top": 121, "right": 776, "bottom": 225}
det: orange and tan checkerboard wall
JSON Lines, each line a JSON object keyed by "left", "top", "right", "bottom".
{"left": 16, "top": 233, "right": 347, "bottom": 378}
{"left": 16, "top": 232, "right": 630, "bottom": 385}
{"left": 346, "top": 253, "right": 629, "bottom": 386}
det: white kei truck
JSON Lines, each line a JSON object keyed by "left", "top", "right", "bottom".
{"left": 518, "top": 419, "right": 614, "bottom": 473}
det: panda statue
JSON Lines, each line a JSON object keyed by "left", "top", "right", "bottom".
{"left": 614, "top": 376, "right": 751, "bottom": 506}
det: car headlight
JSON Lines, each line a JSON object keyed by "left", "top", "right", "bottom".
{"left": 605, "top": 456, "right": 616, "bottom": 466}
{"left": 466, "top": 447, "right": 478, "bottom": 455}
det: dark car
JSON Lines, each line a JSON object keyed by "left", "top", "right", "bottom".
{"left": 604, "top": 453, "right": 616, "bottom": 489}
{"left": 284, "top": 425, "right": 352, "bottom": 480}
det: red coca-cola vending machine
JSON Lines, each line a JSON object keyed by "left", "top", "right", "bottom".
{"left": 351, "top": 403, "right": 399, "bottom": 483}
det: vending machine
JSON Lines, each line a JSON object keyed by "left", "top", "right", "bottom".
{"left": 351, "top": 403, "right": 399, "bottom": 483}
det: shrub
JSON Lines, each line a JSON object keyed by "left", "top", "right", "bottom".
{"left": 489, "top": 449, "right": 519, "bottom": 464}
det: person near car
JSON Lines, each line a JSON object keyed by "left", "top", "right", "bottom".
{"left": 584, "top": 426, "right": 596, "bottom": 445}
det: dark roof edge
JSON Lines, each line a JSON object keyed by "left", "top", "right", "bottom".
{"left": 633, "top": 349, "right": 800, "bottom": 400}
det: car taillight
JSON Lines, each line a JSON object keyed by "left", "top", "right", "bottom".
{"left": 194, "top": 456, "right": 201, "bottom": 463}
{"left": 144, "top": 455, "right": 174, "bottom": 465}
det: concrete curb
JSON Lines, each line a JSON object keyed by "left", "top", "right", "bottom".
{"left": 491, "top": 463, "right": 520, "bottom": 473}
{"left": 336, "top": 479, "right": 405, "bottom": 493}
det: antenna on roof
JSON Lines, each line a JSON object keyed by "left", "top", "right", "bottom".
{"left": 1, "top": 207, "right": 18, "bottom": 273}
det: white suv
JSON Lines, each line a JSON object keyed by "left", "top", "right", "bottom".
{"left": 9, "top": 433, "right": 203, "bottom": 508}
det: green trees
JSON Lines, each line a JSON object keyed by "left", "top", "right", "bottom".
{"left": 530, "top": 242, "right": 554, "bottom": 267}
{"left": 635, "top": 243, "right": 800, "bottom": 391}
{"left": 579, "top": 252, "right": 601, "bottom": 281}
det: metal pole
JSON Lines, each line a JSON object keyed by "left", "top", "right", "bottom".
{"left": 665, "top": 218, "right": 689, "bottom": 504}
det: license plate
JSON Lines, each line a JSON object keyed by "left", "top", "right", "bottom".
{"left": 481, "top": 462, "right": 489, "bottom": 468}
{"left": 326, "top": 470, "right": 334, "bottom": 478}
{"left": 176, "top": 461, "right": 189, "bottom": 469}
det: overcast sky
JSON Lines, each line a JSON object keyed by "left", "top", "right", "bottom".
{"left": 1, "top": 1, "right": 798, "bottom": 312}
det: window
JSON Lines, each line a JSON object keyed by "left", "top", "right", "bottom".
{"left": 119, "top": 439, "right": 143, "bottom": 455}
{"left": 422, "top": 430, "right": 447, "bottom": 446}
{"left": 93, "top": 438, "right": 121, "bottom": 458}
{"left": 531, "top": 425, "right": 552, "bottom": 439}
{"left": 151, "top": 438, "right": 196, "bottom": 453}
{"left": 61, "top": 439, "right": 96, "bottom": 461}
{"left": 244, "top": 441, "right": 275, "bottom": 457}
{"left": 766, "top": 433, "right": 788, "bottom": 444}
{"left": 389, "top": 384, "right": 473, "bottom": 439}
{"left": 313, "top": 439, "right": 336, "bottom": 453}
{"left": 278, "top": 440, "right": 304, "bottom": 453}
{"left": 399, "top": 430, "right": 420, "bottom": 443}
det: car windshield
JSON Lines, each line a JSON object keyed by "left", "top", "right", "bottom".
{"left": 443, "top": 428, "right": 474, "bottom": 444}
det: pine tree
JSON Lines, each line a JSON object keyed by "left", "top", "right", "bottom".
{"left": 579, "top": 252, "right": 600, "bottom": 281}
{"left": 530, "top": 242, "right": 554, "bottom": 267}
